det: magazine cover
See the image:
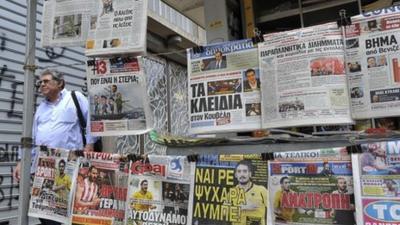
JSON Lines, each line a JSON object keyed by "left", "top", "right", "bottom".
{"left": 346, "top": 6, "right": 400, "bottom": 119}
{"left": 352, "top": 141, "right": 400, "bottom": 225}
{"left": 191, "top": 154, "right": 268, "bottom": 225}
{"left": 125, "top": 155, "right": 195, "bottom": 225}
{"left": 259, "top": 22, "right": 353, "bottom": 128}
{"left": 187, "top": 39, "right": 261, "bottom": 134}
{"left": 71, "top": 152, "right": 129, "bottom": 225}
{"left": 268, "top": 160, "right": 355, "bottom": 225}
{"left": 28, "top": 147, "right": 78, "bottom": 224}
{"left": 85, "top": 0, "right": 147, "bottom": 56}
{"left": 87, "top": 56, "right": 153, "bottom": 136}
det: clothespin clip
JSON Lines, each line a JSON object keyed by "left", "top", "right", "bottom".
{"left": 346, "top": 144, "right": 362, "bottom": 154}
{"left": 187, "top": 154, "right": 199, "bottom": 162}
{"left": 337, "top": 9, "right": 351, "bottom": 27}
{"left": 192, "top": 46, "right": 205, "bottom": 54}
{"left": 74, "top": 150, "right": 85, "bottom": 157}
{"left": 127, "top": 153, "right": 142, "bottom": 162}
{"left": 39, "top": 145, "right": 48, "bottom": 152}
{"left": 251, "top": 34, "right": 264, "bottom": 45}
{"left": 261, "top": 152, "right": 274, "bottom": 161}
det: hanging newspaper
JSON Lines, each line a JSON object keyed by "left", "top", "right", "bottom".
{"left": 41, "top": 0, "right": 93, "bottom": 47}
{"left": 192, "top": 154, "right": 268, "bottom": 225}
{"left": 273, "top": 147, "right": 351, "bottom": 162}
{"left": 71, "top": 152, "right": 129, "bottom": 225}
{"left": 187, "top": 39, "right": 262, "bottom": 134}
{"left": 268, "top": 159, "right": 356, "bottom": 225}
{"left": 87, "top": 56, "right": 153, "bottom": 136}
{"left": 352, "top": 141, "right": 400, "bottom": 225}
{"left": 125, "top": 155, "right": 195, "bottom": 225}
{"left": 28, "top": 147, "right": 78, "bottom": 224}
{"left": 345, "top": 6, "right": 400, "bottom": 119}
{"left": 259, "top": 22, "right": 353, "bottom": 128}
{"left": 85, "top": 0, "right": 147, "bottom": 56}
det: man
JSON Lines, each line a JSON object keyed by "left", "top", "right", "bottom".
{"left": 74, "top": 166, "right": 101, "bottom": 213}
{"left": 52, "top": 159, "right": 72, "bottom": 201}
{"left": 320, "top": 162, "right": 334, "bottom": 176}
{"left": 367, "top": 57, "right": 377, "bottom": 68}
{"left": 330, "top": 177, "right": 356, "bottom": 225}
{"left": 243, "top": 69, "right": 260, "bottom": 92}
{"left": 274, "top": 176, "right": 296, "bottom": 222}
{"left": 13, "top": 69, "right": 96, "bottom": 225}
{"left": 206, "top": 50, "right": 227, "bottom": 70}
{"left": 232, "top": 160, "right": 268, "bottom": 225}
{"left": 131, "top": 180, "right": 156, "bottom": 211}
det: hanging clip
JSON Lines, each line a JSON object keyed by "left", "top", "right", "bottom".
{"left": 251, "top": 34, "right": 264, "bottom": 45}
{"left": 39, "top": 145, "right": 48, "bottom": 152}
{"left": 346, "top": 144, "right": 362, "bottom": 154}
{"left": 192, "top": 46, "right": 205, "bottom": 54}
{"left": 337, "top": 9, "right": 352, "bottom": 27}
{"left": 187, "top": 154, "right": 199, "bottom": 162}
{"left": 127, "top": 153, "right": 144, "bottom": 162}
{"left": 261, "top": 152, "right": 274, "bottom": 161}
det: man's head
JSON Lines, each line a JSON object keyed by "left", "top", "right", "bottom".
{"left": 235, "top": 160, "right": 253, "bottom": 185}
{"left": 323, "top": 162, "right": 330, "bottom": 170}
{"left": 367, "top": 57, "right": 377, "bottom": 67}
{"left": 140, "top": 180, "right": 149, "bottom": 192}
{"left": 101, "top": 95, "right": 107, "bottom": 103}
{"left": 88, "top": 166, "right": 99, "bottom": 183}
{"left": 58, "top": 159, "right": 66, "bottom": 175}
{"left": 385, "top": 179, "right": 395, "bottom": 190}
{"left": 214, "top": 51, "right": 223, "bottom": 62}
{"left": 111, "top": 85, "right": 117, "bottom": 93}
{"left": 245, "top": 69, "right": 257, "bottom": 83}
{"left": 39, "top": 69, "right": 65, "bottom": 101}
{"left": 280, "top": 176, "right": 290, "bottom": 191}
{"left": 337, "top": 177, "right": 347, "bottom": 192}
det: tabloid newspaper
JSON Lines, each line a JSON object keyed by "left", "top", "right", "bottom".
{"left": 259, "top": 22, "right": 353, "bottom": 128}
{"left": 192, "top": 154, "right": 268, "bottom": 225}
{"left": 345, "top": 6, "right": 400, "bottom": 119}
{"left": 71, "top": 152, "right": 129, "bottom": 225}
{"left": 187, "top": 39, "right": 262, "bottom": 134}
{"left": 85, "top": 0, "right": 147, "bottom": 56}
{"left": 41, "top": 0, "right": 93, "bottom": 47}
{"left": 352, "top": 141, "right": 400, "bottom": 225}
{"left": 87, "top": 56, "right": 153, "bottom": 136}
{"left": 28, "top": 147, "right": 78, "bottom": 224}
{"left": 125, "top": 155, "right": 195, "bottom": 225}
{"left": 273, "top": 147, "right": 351, "bottom": 162}
{"left": 268, "top": 148, "right": 356, "bottom": 225}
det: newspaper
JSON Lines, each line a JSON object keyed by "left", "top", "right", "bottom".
{"left": 87, "top": 56, "right": 153, "bottom": 136}
{"left": 346, "top": 7, "right": 400, "bottom": 119}
{"left": 259, "top": 22, "right": 353, "bottom": 128}
{"left": 273, "top": 147, "right": 351, "bottom": 162}
{"left": 187, "top": 39, "right": 262, "bottom": 134}
{"left": 85, "top": 0, "right": 147, "bottom": 56}
{"left": 125, "top": 155, "right": 195, "bottom": 225}
{"left": 71, "top": 152, "right": 129, "bottom": 225}
{"left": 41, "top": 0, "right": 93, "bottom": 47}
{"left": 192, "top": 154, "right": 268, "bottom": 225}
{"left": 352, "top": 141, "right": 400, "bottom": 225}
{"left": 268, "top": 160, "right": 355, "bottom": 225}
{"left": 28, "top": 147, "right": 78, "bottom": 224}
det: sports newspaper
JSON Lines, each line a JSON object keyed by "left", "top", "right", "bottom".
{"left": 125, "top": 155, "right": 195, "bottom": 225}
{"left": 352, "top": 141, "right": 400, "bottom": 225}
{"left": 71, "top": 152, "right": 129, "bottom": 225}
{"left": 87, "top": 56, "right": 153, "bottom": 136}
{"left": 345, "top": 6, "right": 400, "bottom": 119}
{"left": 187, "top": 39, "right": 262, "bottom": 134}
{"left": 28, "top": 147, "right": 78, "bottom": 224}
{"left": 259, "top": 22, "right": 353, "bottom": 128}
{"left": 192, "top": 154, "right": 268, "bottom": 225}
{"left": 268, "top": 148, "right": 355, "bottom": 225}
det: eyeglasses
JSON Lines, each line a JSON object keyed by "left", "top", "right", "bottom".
{"left": 36, "top": 79, "right": 55, "bottom": 86}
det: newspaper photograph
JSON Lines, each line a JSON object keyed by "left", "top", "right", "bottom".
{"left": 345, "top": 6, "right": 400, "bottom": 119}
{"left": 352, "top": 141, "right": 400, "bottom": 225}
{"left": 71, "top": 152, "right": 129, "bottom": 225}
{"left": 125, "top": 155, "right": 195, "bottom": 225}
{"left": 187, "top": 39, "right": 261, "bottom": 134}
{"left": 85, "top": 0, "right": 147, "bottom": 56}
{"left": 192, "top": 154, "right": 268, "bottom": 225}
{"left": 28, "top": 147, "right": 78, "bottom": 224}
{"left": 259, "top": 22, "right": 353, "bottom": 128}
{"left": 41, "top": 0, "right": 93, "bottom": 47}
{"left": 87, "top": 56, "right": 153, "bottom": 136}
{"left": 268, "top": 160, "right": 355, "bottom": 225}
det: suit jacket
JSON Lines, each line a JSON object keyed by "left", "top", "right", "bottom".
{"left": 243, "top": 79, "right": 260, "bottom": 91}
{"left": 206, "top": 59, "right": 227, "bottom": 70}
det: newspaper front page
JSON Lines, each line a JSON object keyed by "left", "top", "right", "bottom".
{"left": 125, "top": 155, "right": 195, "bottom": 225}
{"left": 192, "top": 154, "right": 268, "bottom": 225}
{"left": 187, "top": 39, "right": 261, "bottom": 134}
{"left": 28, "top": 147, "right": 78, "bottom": 224}
{"left": 268, "top": 148, "right": 355, "bottom": 225}
{"left": 85, "top": 0, "right": 147, "bottom": 56}
{"left": 352, "top": 141, "right": 400, "bottom": 225}
{"left": 71, "top": 152, "right": 129, "bottom": 225}
{"left": 259, "top": 22, "right": 353, "bottom": 128}
{"left": 41, "top": 0, "right": 93, "bottom": 47}
{"left": 87, "top": 56, "right": 152, "bottom": 136}
{"left": 346, "top": 7, "right": 400, "bottom": 119}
